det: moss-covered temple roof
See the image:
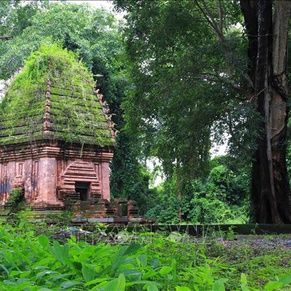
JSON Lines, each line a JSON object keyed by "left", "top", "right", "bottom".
{"left": 0, "top": 45, "right": 115, "bottom": 146}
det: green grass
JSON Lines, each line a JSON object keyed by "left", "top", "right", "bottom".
{"left": 205, "top": 239, "right": 291, "bottom": 290}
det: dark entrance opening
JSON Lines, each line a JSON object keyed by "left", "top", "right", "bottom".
{"left": 75, "top": 182, "right": 90, "bottom": 201}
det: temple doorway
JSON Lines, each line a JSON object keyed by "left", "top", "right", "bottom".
{"left": 75, "top": 182, "right": 90, "bottom": 201}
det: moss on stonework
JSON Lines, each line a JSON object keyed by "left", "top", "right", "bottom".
{"left": 0, "top": 44, "right": 114, "bottom": 146}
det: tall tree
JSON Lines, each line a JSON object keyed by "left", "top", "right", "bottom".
{"left": 115, "top": 0, "right": 241, "bottom": 176}
{"left": 0, "top": 0, "right": 48, "bottom": 39}
{"left": 114, "top": 0, "right": 248, "bottom": 203}
{"left": 240, "top": 0, "right": 291, "bottom": 223}
{"left": 115, "top": 0, "right": 291, "bottom": 223}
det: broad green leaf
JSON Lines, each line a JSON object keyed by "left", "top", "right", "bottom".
{"left": 120, "top": 268, "right": 143, "bottom": 277}
{"left": 82, "top": 263, "right": 96, "bottom": 283}
{"left": 146, "top": 284, "right": 159, "bottom": 291}
{"left": 240, "top": 273, "right": 250, "bottom": 291}
{"left": 123, "top": 243, "right": 141, "bottom": 256}
{"left": 138, "top": 254, "right": 147, "bottom": 268}
{"left": 32, "top": 258, "right": 55, "bottom": 269}
{"left": 49, "top": 241, "right": 69, "bottom": 265}
{"left": 4, "top": 278, "right": 30, "bottom": 287}
{"left": 103, "top": 273, "right": 126, "bottom": 291}
{"left": 241, "top": 273, "right": 248, "bottom": 285}
{"left": 142, "top": 270, "right": 157, "bottom": 280}
{"left": 79, "top": 245, "right": 98, "bottom": 262}
{"left": 38, "top": 235, "right": 50, "bottom": 249}
{"left": 264, "top": 281, "right": 283, "bottom": 291}
{"left": 212, "top": 278, "right": 228, "bottom": 291}
{"left": 159, "top": 266, "right": 172, "bottom": 276}
{"left": 111, "top": 243, "right": 141, "bottom": 272}
{"left": 175, "top": 287, "right": 192, "bottom": 291}
{"left": 171, "top": 259, "right": 177, "bottom": 281}
{"left": 151, "top": 258, "right": 159, "bottom": 269}
{"left": 84, "top": 277, "right": 108, "bottom": 287}
{"left": 36, "top": 270, "right": 59, "bottom": 279}
{"left": 60, "top": 280, "right": 83, "bottom": 289}
{"left": 9, "top": 270, "right": 22, "bottom": 278}
{"left": 72, "top": 261, "right": 82, "bottom": 271}
{"left": 2, "top": 250, "right": 22, "bottom": 272}
{"left": 278, "top": 275, "right": 291, "bottom": 285}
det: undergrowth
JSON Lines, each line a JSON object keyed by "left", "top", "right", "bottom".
{"left": 0, "top": 219, "right": 291, "bottom": 290}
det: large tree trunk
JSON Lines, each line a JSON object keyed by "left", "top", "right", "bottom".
{"left": 240, "top": 0, "right": 291, "bottom": 223}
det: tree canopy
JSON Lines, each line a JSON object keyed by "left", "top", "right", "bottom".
{"left": 115, "top": 0, "right": 291, "bottom": 223}
{"left": 115, "top": 0, "right": 256, "bottom": 180}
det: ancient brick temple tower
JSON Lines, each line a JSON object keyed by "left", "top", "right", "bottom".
{"left": 0, "top": 45, "right": 121, "bottom": 216}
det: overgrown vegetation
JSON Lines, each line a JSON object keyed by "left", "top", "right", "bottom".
{"left": 0, "top": 218, "right": 291, "bottom": 290}
{"left": 0, "top": 44, "right": 113, "bottom": 146}
{"left": 144, "top": 155, "right": 250, "bottom": 224}
{"left": 5, "top": 188, "right": 25, "bottom": 212}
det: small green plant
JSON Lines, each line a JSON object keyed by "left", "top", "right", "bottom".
{"left": 264, "top": 275, "right": 291, "bottom": 290}
{"left": 6, "top": 188, "right": 24, "bottom": 207}
{"left": 44, "top": 211, "right": 72, "bottom": 226}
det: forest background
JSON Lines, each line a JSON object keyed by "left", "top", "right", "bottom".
{"left": 1, "top": 0, "right": 291, "bottom": 224}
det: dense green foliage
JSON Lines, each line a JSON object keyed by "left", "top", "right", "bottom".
{"left": 114, "top": 0, "right": 255, "bottom": 178}
{"left": 1, "top": 219, "right": 291, "bottom": 290}
{"left": 0, "top": 2, "right": 117, "bottom": 79}
{"left": 110, "top": 134, "right": 157, "bottom": 214}
{"left": 0, "top": 222, "right": 223, "bottom": 290}
{"left": 0, "top": 0, "right": 49, "bottom": 39}
{"left": 110, "top": 0, "right": 266, "bottom": 220}
{"left": 145, "top": 155, "right": 250, "bottom": 224}
{"left": 6, "top": 188, "right": 24, "bottom": 209}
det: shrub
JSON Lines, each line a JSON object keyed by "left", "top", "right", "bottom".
{"left": 7, "top": 187, "right": 24, "bottom": 207}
